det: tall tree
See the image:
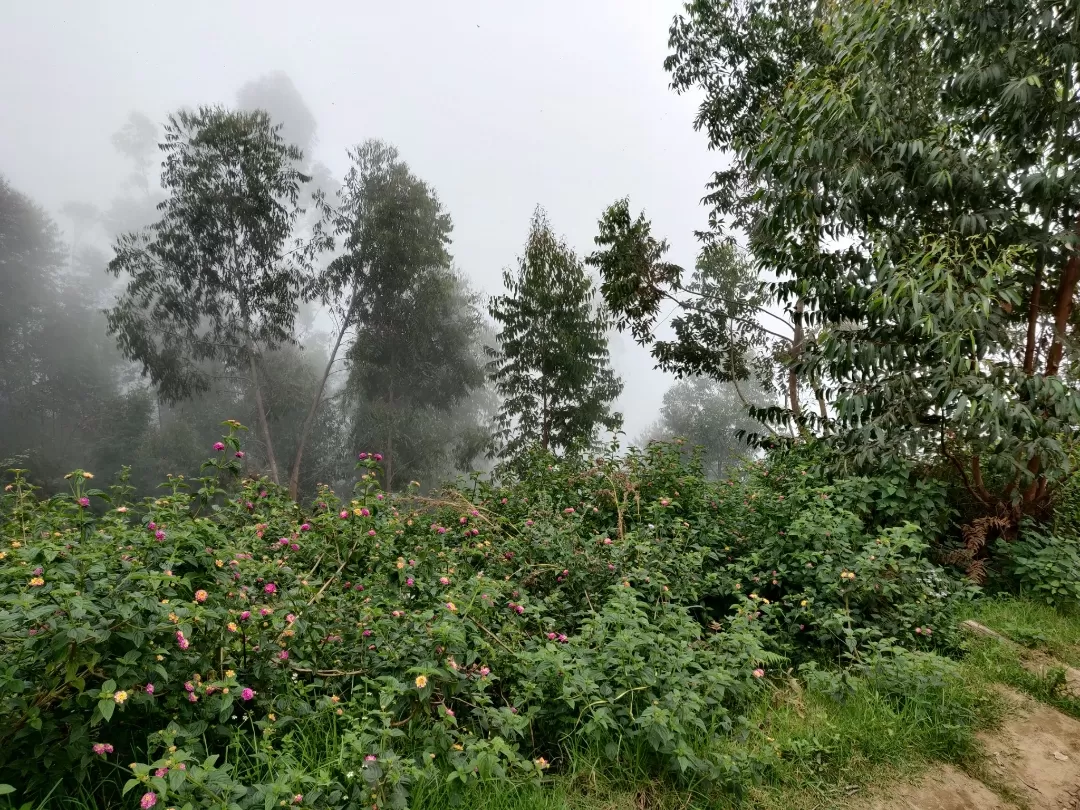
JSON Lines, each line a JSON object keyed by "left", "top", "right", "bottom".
{"left": 288, "top": 141, "right": 483, "bottom": 495}
{"left": 489, "top": 208, "right": 623, "bottom": 459}
{"left": 106, "top": 107, "right": 321, "bottom": 485}
{"left": 654, "top": 374, "right": 768, "bottom": 478}
{"left": 657, "top": 0, "right": 1080, "bottom": 524}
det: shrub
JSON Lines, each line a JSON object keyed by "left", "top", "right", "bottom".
{"left": 995, "top": 520, "right": 1080, "bottom": 606}
{"left": 0, "top": 431, "right": 966, "bottom": 808}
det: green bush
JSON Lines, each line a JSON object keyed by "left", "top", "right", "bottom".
{"left": 0, "top": 432, "right": 968, "bottom": 808}
{"left": 995, "top": 520, "right": 1080, "bottom": 606}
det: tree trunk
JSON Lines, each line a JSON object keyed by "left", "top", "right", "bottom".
{"left": 248, "top": 348, "right": 280, "bottom": 485}
{"left": 788, "top": 299, "right": 805, "bottom": 426}
{"left": 287, "top": 292, "right": 359, "bottom": 499}
{"left": 1045, "top": 249, "right": 1080, "bottom": 377}
{"left": 1023, "top": 260, "right": 1043, "bottom": 374}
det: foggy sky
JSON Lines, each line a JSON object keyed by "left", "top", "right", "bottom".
{"left": 0, "top": 0, "right": 718, "bottom": 439}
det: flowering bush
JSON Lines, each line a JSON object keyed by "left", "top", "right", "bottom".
{"left": 0, "top": 427, "right": 967, "bottom": 807}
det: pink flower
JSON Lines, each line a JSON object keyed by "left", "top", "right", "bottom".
{"left": 406, "top": 578, "right": 414, "bottom": 587}
{"left": 363, "top": 629, "right": 372, "bottom": 637}
{"left": 278, "top": 538, "right": 289, "bottom": 546}
{"left": 140, "top": 792, "right": 157, "bottom": 809}
{"left": 176, "top": 631, "right": 189, "bottom": 650}
{"left": 260, "top": 490, "right": 268, "bottom": 498}
{"left": 564, "top": 507, "right": 575, "bottom": 514}
{"left": 241, "top": 687, "right": 255, "bottom": 701}
{"left": 239, "top": 610, "right": 251, "bottom": 621}
{"left": 480, "top": 667, "right": 490, "bottom": 677}
{"left": 78, "top": 496, "right": 90, "bottom": 508}
{"left": 145, "top": 683, "right": 155, "bottom": 695}
{"left": 155, "top": 768, "right": 167, "bottom": 778}
{"left": 187, "top": 692, "right": 198, "bottom": 702}
{"left": 547, "top": 632, "right": 557, "bottom": 640}
{"left": 360, "top": 508, "right": 370, "bottom": 517}
{"left": 300, "top": 523, "right": 311, "bottom": 532}
{"left": 339, "top": 510, "right": 349, "bottom": 519}
{"left": 439, "top": 577, "right": 450, "bottom": 586}
{"left": 154, "top": 530, "right": 166, "bottom": 541}
{"left": 292, "top": 796, "right": 303, "bottom": 805}
{"left": 147, "top": 521, "right": 156, "bottom": 530}
{"left": 92, "top": 742, "right": 113, "bottom": 756}
{"left": 753, "top": 668, "right": 765, "bottom": 679}
{"left": 194, "top": 589, "right": 207, "bottom": 603}
{"left": 184, "top": 681, "right": 195, "bottom": 693}
{"left": 365, "top": 754, "right": 377, "bottom": 762}
{"left": 260, "top": 608, "right": 271, "bottom": 617}
{"left": 444, "top": 707, "right": 455, "bottom": 718}
{"left": 515, "top": 605, "right": 524, "bottom": 615}
{"left": 235, "top": 451, "right": 245, "bottom": 459}
{"left": 264, "top": 583, "right": 276, "bottom": 594}
{"left": 290, "top": 543, "right": 299, "bottom": 551}
{"left": 279, "top": 650, "right": 289, "bottom": 660}
{"left": 214, "top": 442, "right": 225, "bottom": 451}
{"left": 286, "top": 613, "right": 296, "bottom": 624}
{"left": 373, "top": 453, "right": 383, "bottom": 462}
{"left": 358, "top": 452, "right": 368, "bottom": 460}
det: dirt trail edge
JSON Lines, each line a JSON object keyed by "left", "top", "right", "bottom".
{"left": 867, "top": 622, "right": 1080, "bottom": 810}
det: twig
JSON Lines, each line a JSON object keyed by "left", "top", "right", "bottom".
{"left": 469, "top": 617, "right": 513, "bottom": 653}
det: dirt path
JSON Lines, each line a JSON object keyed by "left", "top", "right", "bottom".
{"left": 870, "top": 686, "right": 1080, "bottom": 810}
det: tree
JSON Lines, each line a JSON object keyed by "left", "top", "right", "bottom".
{"left": 656, "top": 374, "right": 768, "bottom": 477}
{"left": 587, "top": 201, "right": 797, "bottom": 432}
{"left": 287, "top": 141, "right": 486, "bottom": 494}
{"left": 659, "top": 0, "right": 1080, "bottom": 525}
{"left": 489, "top": 208, "right": 623, "bottom": 459}
{"left": 0, "top": 176, "right": 151, "bottom": 491}
{"left": 106, "top": 107, "right": 321, "bottom": 485}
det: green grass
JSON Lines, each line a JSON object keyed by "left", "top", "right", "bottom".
{"left": 964, "top": 595, "right": 1080, "bottom": 667}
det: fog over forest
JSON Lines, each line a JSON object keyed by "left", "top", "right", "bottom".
{"left": 0, "top": 1, "right": 775, "bottom": 497}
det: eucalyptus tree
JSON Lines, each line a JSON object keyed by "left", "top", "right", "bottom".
{"left": 489, "top": 207, "right": 623, "bottom": 459}
{"left": 106, "top": 107, "right": 323, "bottom": 485}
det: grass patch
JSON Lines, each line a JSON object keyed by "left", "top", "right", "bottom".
{"left": 964, "top": 595, "right": 1080, "bottom": 667}
{"left": 962, "top": 636, "right": 1080, "bottom": 720}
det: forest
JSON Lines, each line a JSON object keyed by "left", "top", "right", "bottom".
{"left": 3, "top": 0, "right": 1080, "bottom": 808}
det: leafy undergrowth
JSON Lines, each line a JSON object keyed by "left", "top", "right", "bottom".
{"left": 0, "top": 431, "right": 995, "bottom": 808}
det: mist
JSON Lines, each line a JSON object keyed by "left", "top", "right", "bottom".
{"left": 0, "top": 1, "right": 734, "bottom": 496}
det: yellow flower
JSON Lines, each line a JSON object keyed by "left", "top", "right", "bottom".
{"left": 215, "top": 559, "right": 224, "bottom": 568}
{"left": 353, "top": 508, "right": 363, "bottom": 517}
{"left": 0, "top": 552, "right": 6, "bottom": 560}
{"left": 268, "top": 713, "right": 276, "bottom": 722}
{"left": 29, "top": 576, "right": 44, "bottom": 586}
{"left": 156, "top": 655, "right": 164, "bottom": 662}
{"left": 168, "top": 612, "right": 179, "bottom": 623}
{"left": 82, "top": 472, "right": 93, "bottom": 479}
{"left": 221, "top": 687, "right": 229, "bottom": 694}
{"left": 535, "top": 757, "right": 549, "bottom": 769}
{"left": 161, "top": 599, "right": 169, "bottom": 604}
{"left": 452, "top": 744, "right": 463, "bottom": 751}
{"left": 10, "top": 541, "right": 21, "bottom": 549}
{"left": 330, "top": 695, "right": 340, "bottom": 703}
{"left": 800, "top": 600, "right": 808, "bottom": 607}
{"left": 3, "top": 484, "right": 13, "bottom": 492}
{"left": 396, "top": 558, "right": 406, "bottom": 569}
{"left": 227, "top": 622, "right": 238, "bottom": 632}
{"left": 113, "top": 690, "right": 129, "bottom": 704}
{"left": 225, "top": 669, "right": 235, "bottom": 679}
{"left": 415, "top": 675, "right": 428, "bottom": 689}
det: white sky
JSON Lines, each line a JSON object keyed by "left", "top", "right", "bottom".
{"left": 0, "top": 0, "right": 720, "bottom": 439}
